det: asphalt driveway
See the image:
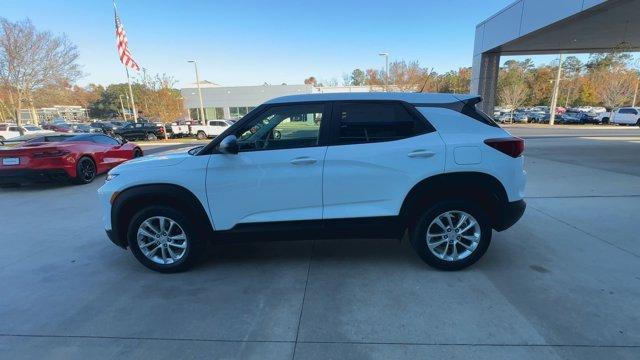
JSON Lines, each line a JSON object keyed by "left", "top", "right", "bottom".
{"left": 1, "top": 130, "right": 639, "bottom": 359}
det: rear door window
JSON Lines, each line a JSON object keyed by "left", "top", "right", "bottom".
{"left": 333, "top": 102, "right": 430, "bottom": 145}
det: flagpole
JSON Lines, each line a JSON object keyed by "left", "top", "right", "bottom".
{"left": 125, "top": 67, "right": 138, "bottom": 122}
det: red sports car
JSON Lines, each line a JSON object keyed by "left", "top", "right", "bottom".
{"left": 0, "top": 133, "right": 142, "bottom": 185}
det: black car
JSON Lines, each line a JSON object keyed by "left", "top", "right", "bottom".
{"left": 90, "top": 121, "right": 117, "bottom": 135}
{"left": 113, "top": 122, "right": 165, "bottom": 141}
{"left": 578, "top": 112, "right": 601, "bottom": 124}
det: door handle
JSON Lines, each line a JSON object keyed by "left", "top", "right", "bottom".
{"left": 290, "top": 157, "right": 317, "bottom": 165}
{"left": 408, "top": 150, "right": 435, "bottom": 158}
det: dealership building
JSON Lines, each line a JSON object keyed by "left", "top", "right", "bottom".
{"left": 180, "top": 82, "right": 373, "bottom": 121}
{"left": 471, "top": 0, "right": 639, "bottom": 114}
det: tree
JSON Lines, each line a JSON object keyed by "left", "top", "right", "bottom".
{"left": 388, "top": 60, "right": 427, "bottom": 92}
{"left": 303, "top": 76, "right": 317, "bottom": 85}
{"left": 498, "top": 61, "right": 529, "bottom": 112}
{"left": 350, "top": 69, "right": 365, "bottom": 86}
{"left": 365, "top": 69, "right": 383, "bottom": 86}
{"left": 0, "top": 18, "right": 81, "bottom": 130}
{"left": 591, "top": 66, "right": 635, "bottom": 108}
{"left": 561, "top": 56, "right": 583, "bottom": 107}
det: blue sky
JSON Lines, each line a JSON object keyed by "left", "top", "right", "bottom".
{"left": 4, "top": 0, "right": 554, "bottom": 87}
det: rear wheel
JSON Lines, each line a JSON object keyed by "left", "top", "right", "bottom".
{"left": 410, "top": 200, "right": 491, "bottom": 271}
{"left": 73, "top": 156, "right": 96, "bottom": 184}
{"left": 128, "top": 206, "right": 204, "bottom": 273}
{"left": 146, "top": 133, "right": 157, "bottom": 141}
{"left": 196, "top": 131, "right": 206, "bottom": 140}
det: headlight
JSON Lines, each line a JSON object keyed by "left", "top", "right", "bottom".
{"left": 105, "top": 173, "right": 119, "bottom": 181}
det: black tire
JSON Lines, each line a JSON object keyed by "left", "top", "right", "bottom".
{"left": 410, "top": 200, "right": 492, "bottom": 271}
{"left": 602, "top": 117, "right": 609, "bottom": 124}
{"left": 128, "top": 206, "right": 205, "bottom": 273}
{"left": 72, "top": 156, "right": 96, "bottom": 185}
{"left": 196, "top": 131, "right": 206, "bottom": 140}
{"left": 133, "top": 148, "right": 143, "bottom": 158}
{"left": 146, "top": 133, "right": 157, "bottom": 141}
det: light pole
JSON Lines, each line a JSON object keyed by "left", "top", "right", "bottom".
{"left": 549, "top": 53, "right": 563, "bottom": 125}
{"left": 188, "top": 60, "right": 206, "bottom": 125}
{"left": 119, "top": 95, "right": 127, "bottom": 121}
{"left": 379, "top": 52, "right": 389, "bottom": 90}
{"left": 632, "top": 75, "right": 638, "bottom": 107}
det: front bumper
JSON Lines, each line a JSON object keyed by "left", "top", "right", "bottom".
{"left": 493, "top": 199, "right": 526, "bottom": 232}
{"left": 105, "top": 229, "right": 127, "bottom": 249}
{"left": 0, "top": 169, "right": 70, "bottom": 184}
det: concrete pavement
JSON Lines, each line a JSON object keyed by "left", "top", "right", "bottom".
{"left": 1, "top": 128, "right": 639, "bottom": 359}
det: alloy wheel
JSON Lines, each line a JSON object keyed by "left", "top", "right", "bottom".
{"left": 426, "top": 210, "right": 481, "bottom": 262}
{"left": 79, "top": 159, "right": 96, "bottom": 182}
{"left": 137, "top": 216, "right": 188, "bottom": 265}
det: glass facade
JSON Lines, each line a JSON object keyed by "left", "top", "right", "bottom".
{"left": 205, "top": 107, "right": 224, "bottom": 120}
{"left": 230, "top": 106, "right": 256, "bottom": 119}
{"left": 191, "top": 106, "right": 256, "bottom": 120}
{"left": 190, "top": 107, "right": 223, "bottom": 121}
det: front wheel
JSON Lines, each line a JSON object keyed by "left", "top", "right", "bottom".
{"left": 128, "top": 206, "right": 205, "bottom": 273}
{"left": 146, "top": 133, "right": 157, "bottom": 141}
{"left": 410, "top": 201, "right": 492, "bottom": 271}
{"left": 196, "top": 131, "right": 206, "bottom": 140}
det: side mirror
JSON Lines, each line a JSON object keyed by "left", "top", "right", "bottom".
{"left": 218, "top": 135, "right": 238, "bottom": 155}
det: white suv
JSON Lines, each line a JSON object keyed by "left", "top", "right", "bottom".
{"left": 98, "top": 93, "right": 526, "bottom": 272}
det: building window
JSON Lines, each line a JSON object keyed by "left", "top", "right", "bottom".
{"left": 189, "top": 108, "right": 201, "bottom": 121}
{"left": 204, "top": 107, "right": 225, "bottom": 120}
{"left": 230, "top": 106, "right": 253, "bottom": 119}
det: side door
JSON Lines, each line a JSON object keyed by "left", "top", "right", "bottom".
{"left": 212, "top": 121, "right": 227, "bottom": 136}
{"left": 626, "top": 108, "right": 639, "bottom": 124}
{"left": 205, "top": 102, "right": 330, "bottom": 230}
{"left": 322, "top": 101, "right": 445, "bottom": 220}
{"left": 7, "top": 127, "right": 20, "bottom": 139}
{"left": 93, "top": 135, "right": 127, "bottom": 170}
{"left": 616, "top": 108, "right": 633, "bottom": 124}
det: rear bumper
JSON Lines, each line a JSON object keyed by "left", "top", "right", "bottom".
{"left": 493, "top": 199, "right": 526, "bottom": 232}
{"left": 0, "top": 169, "right": 70, "bottom": 184}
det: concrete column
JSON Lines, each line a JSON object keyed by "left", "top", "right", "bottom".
{"left": 471, "top": 52, "right": 500, "bottom": 115}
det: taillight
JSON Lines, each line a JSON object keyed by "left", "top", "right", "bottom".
{"left": 484, "top": 137, "right": 524, "bottom": 158}
{"left": 33, "top": 150, "right": 70, "bottom": 158}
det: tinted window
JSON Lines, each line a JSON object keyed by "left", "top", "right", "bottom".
{"left": 93, "top": 135, "right": 120, "bottom": 145}
{"left": 235, "top": 104, "right": 324, "bottom": 152}
{"left": 619, "top": 108, "right": 633, "bottom": 114}
{"left": 335, "top": 102, "right": 429, "bottom": 145}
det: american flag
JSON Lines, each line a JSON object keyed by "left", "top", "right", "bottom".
{"left": 114, "top": 10, "right": 140, "bottom": 71}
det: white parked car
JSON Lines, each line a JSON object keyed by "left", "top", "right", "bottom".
{"left": 0, "top": 124, "right": 54, "bottom": 141}
{"left": 598, "top": 107, "right": 640, "bottom": 125}
{"left": 98, "top": 93, "right": 527, "bottom": 272}
{"left": 189, "top": 120, "right": 234, "bottom": 140}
